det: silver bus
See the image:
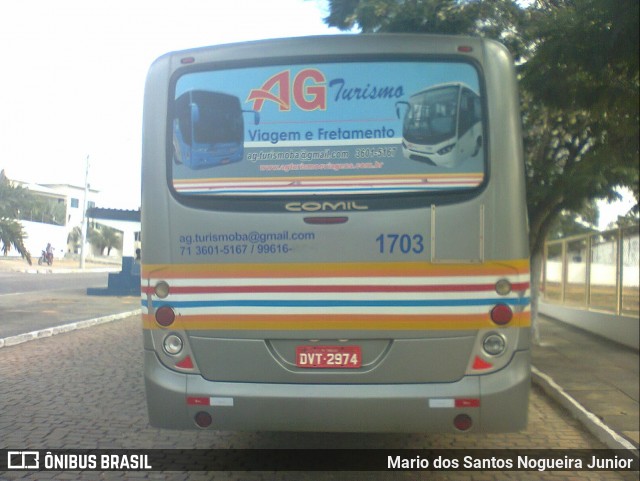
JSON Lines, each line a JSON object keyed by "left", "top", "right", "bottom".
{"left": 141, "top": 34, "right": 531, "bottom": 432}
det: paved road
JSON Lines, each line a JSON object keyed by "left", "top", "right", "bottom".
{"left": 0, "top": 271, "right": 107, "bottom": 295}
{"left": 0, "top": 314, "right": 636, "bottom": 481}
{"left": 0, "top": 272, "right": 138, "bottom": 339}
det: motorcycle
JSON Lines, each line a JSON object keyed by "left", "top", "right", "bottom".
{"left": 38, "top": 250, "right": 54, "bottom": 266}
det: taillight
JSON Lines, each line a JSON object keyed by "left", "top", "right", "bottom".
{"left": 490, "top": 303, "right": 513, "bottom": 325}
{"left": 155, "top": 306, "right": 176, "bottom": 327}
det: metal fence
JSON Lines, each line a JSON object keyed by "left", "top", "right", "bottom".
{"left": 543, "top": 224, "right": 639, "bottom": 317}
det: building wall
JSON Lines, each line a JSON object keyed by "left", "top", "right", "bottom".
{"left": 16, "top": 182, "right": 102, "bottom": 258}
{"left": 19, "top": 220, "right": 68, "bottom": 260}
{"left": 539, "top": 301, "right": 639, "bottom": 350}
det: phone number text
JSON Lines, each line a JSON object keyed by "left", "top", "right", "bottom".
{"left": 181, "top": 244, "right": 291, "bottom": 256}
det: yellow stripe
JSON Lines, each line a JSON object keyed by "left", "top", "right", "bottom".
{"left": 142, "top": 259, "right": 529, "bottom": 279}
{"left": 142, "top": 312, "right": 530, "bottom": 331}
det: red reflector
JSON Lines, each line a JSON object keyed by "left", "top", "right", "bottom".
{"left": 176, "top": 356, "right": 194, "bottom": 369}
{"left": 455, "top": 398, "right": 480, "bottom": 408}
{"left": 194, "top": 411, "right": 212, "bottom": 428}
{"left": 472, "top": 356, "right": 493, "bottom": 370}
{"left": 155, "top": 306, "right": 175, "bottom": 327}
{"left": 490, "top": 303, "right": 513, "bottom": 325}
{"left": 187, "top": 396, "right": 209, "bottom": 406}
{"left": 454, "top": 414, "right": 473, "bottom": 431}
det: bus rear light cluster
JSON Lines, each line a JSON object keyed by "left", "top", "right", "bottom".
{"left": 155, "top": 306, "right": 176, "bottom": 327}
{"left": 490, "top": 304, "right": 513, "bottom": 325}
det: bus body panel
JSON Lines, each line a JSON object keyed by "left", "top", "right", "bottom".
{"left": 141, "top": 34, "right": 530, "bottom": 432}
{"left": 144, "top": 349, "right": 529, "bottom": 432}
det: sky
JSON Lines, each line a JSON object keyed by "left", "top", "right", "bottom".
{"left": 0, "top": 0, "right": 344, "bottom": 209}
{"left": 0, "top": 1, "right": 634, "bottom": 227}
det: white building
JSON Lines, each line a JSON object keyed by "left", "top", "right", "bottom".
{"left": 37, "top": 183, "right": 100, "bottom": 230}
{"left": 12, "top": 180, "right": 140, "bottom": 261}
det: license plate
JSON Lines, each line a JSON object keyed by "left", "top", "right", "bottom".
{"left": 296, "top": 345, "right": 362, "bottom": 368}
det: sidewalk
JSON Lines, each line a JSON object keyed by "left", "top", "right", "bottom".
{"left": 0, "top": 261, "right": 637, "bottom": 454}
{"left": 533, "top": 314, "right": 639, "bottom": 452}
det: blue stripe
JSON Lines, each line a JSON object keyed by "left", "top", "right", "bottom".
{"left": 143, "top": 297, "right": 530, "bottom": 309}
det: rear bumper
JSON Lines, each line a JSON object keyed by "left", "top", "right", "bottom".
{"left": 144, "top": 349, "right": 530, "bottom": 432}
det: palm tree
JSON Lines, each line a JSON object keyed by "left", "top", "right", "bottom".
{"left": 88, "top": 224, "right": 122, "bottom": 256}
{"left": 0, "top": 170, "right": 32, "bottom": 264}
{"left": 101, "top": 225, "right": 123, "bottom": 256}
{"left": 67, "top": 226, "right": 82, "bottom": 253}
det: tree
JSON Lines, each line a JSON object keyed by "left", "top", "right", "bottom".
{"left": 67, "top": 225, "right": 82, "bottom": 253}
{"left": 0, "top": 170, "right": 32, "bottom": 263}
{"left": 100, "top": 225, "right": 123, "bottom": 256}
{"left": 325, "top": 0, "right": 529, "bottom": 59}
{"left": 88, "top": 224, "right": 122, "bottom": 256}
{"left": 520, "top": 0, "right": 638, "bottom": 333}
{"left": 324, "top": 0, "right": 640, "bottom": 339}
{"left": 22, "top": 195, "right": 66, "bottom": 226}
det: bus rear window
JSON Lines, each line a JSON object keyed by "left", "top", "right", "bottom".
{"left": 170, "top": 61, "right": 485, "bottom": 197}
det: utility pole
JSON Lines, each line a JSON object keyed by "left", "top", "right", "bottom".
{"left": 79, "top": 155, "right": 90, "bottom": 269}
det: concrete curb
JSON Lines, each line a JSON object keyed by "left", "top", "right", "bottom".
{"left": 0, "top": 310, "right": 141, "bottom": 349}
{"left": 532, "top": 365, "right": 639, "bottom": 456}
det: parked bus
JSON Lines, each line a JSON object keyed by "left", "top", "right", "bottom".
{"left": 397, "top": 82, "right": 483, "bottom": 168}
{"left": 141, "top": 34, "right": 531, "bottom": 432}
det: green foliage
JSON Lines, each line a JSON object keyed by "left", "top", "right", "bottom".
{"left": 19, "top": 195, "right": 67, "bottom": 226}
{"left": 67, "top": 225, "right": 82, "bottom": 252}
{"left": 324, "top": 0, "right": 639, "bottom": 257}
{"left": 521, "top": 0, "right": 639, "bottom": 253}
{"left": 325, "top": 0, "right": 529, "bottom": 59}
{"left": 0, "top": 170, "right": 32, "bottom": 263}
{"left": 523, "top": 0, "right": 638, "bottom": 115}
{"left": 88, "top": 224, "right": 122, "bottom": 256}
{"left": 546, "top": 202, "right": 599, "bottom": 241}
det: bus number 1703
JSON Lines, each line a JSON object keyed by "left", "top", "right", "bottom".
{"left": 376, "top": 233, "right": 425, "bottom": 255}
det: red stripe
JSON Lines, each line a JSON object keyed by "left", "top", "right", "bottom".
{"left": 142, "top": 282, "right": 529, "bottom": 295}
